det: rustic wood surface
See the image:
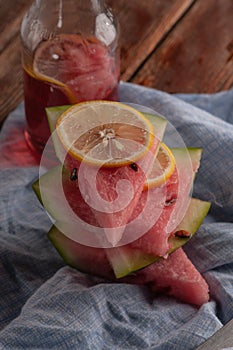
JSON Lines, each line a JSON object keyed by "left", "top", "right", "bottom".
{"left": 196, "top": 318, "right": 233, "bottom": 350}
{"left": 1, "top": 0, "right": 233, "bottom": 128}
{"left": 131, "top": 0, "right": 233, "bottom": 93}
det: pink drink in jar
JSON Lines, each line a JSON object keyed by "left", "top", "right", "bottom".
{"left": 22, "top": 34, "right": 120, "bottom": 154}
{"left": 21, "top": 0, "right": 120, "bottom": 156}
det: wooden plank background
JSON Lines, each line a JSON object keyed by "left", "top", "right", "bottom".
{"left": 131, "top": 0, "right": 233, "bottom": 93}
{"left": 1, "top": 0, "right": 233, "bottom": 127}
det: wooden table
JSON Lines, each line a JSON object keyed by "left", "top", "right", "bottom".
{"left": 1, "top": 0, "right": 233, "bottom": 128}
{"left": 0, "top": 1, "right": 233, "bottom": 348}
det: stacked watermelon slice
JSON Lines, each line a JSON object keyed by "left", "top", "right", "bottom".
{"left": 33, "top": 103, "right": 211, "bottom": 306}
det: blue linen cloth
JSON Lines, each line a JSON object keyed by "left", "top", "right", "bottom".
{"left": 0, "top": 82, "right": 233, "bottom": 349}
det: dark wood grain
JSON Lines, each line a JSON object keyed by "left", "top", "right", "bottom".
{"left": 0, "top": 36, "right": 24, "bottom": 125}
{"left": 107, "top": 0, "right": 195, "bottom": 81}
{"left": 132, "top": 0, "right": 233, "bottom": 93}
{"left": 0, "top": 0, "right": 195, "bottom": 127}
{"left": 0, "top": 0, "right": 33, "bottom": 52}
{"left": 0, "top": 0, "right": 34, "bottom": 127}
{"left": 1, "top": 0, "right": 233, "bottom": 127}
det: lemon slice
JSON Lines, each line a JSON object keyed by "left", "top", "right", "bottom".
{"left": 32, "top": 34, "right": 119, "bottom": 104}
{"left": 32, "top": 37, "right": 77, "bottom": 104}
{"left": 31, "top": 40, "right": 77, "bottom": 104}
{"left": 144, "top": 142, "right": 176, "bottom": 190}
{"left": 56, "top": 101, "right": 155, "bottom": 167}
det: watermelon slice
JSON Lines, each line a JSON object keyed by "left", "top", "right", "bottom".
{"left": 42, "top": 107, "right": 168, "bottom": 247}
{"left": 107, "top": 197, "right": 210, "bottom": 278}
{"left": 32, "top": 105, "right": 211, "bottom": 305}
{"left": 123, "top": 147, "right": 202, "bottom": 257}
{"left": 48, "top": 224, "right": 114, "bottom": 280}
{"left": 123, "top": 248, "right": 209, "bottom": 306}
{"left": 46, "top": 197, "right": 209, "bottom": 279}
{"left": 33, "top": 164, "right": 210, "bottom": 305}
{"left": 33, "top": 166, "right": 210, "bottom": 278}
{"left": 73, "top": 139, "right": 159, "bottom": 247}
{"left": 47, "top": 198, "right": 210, "bottom": 305}
{"left": 33, "top": 146, "right": 198, "bottom": 248}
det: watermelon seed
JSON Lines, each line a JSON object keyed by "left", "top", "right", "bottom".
{"left": 70, "top": 168, "right": 78, "bottom": 181}
{"left": 165, "top": 197, "right": 177, "bottom": 206}
{"left": 130, "top": 163, "right": 138, "bottom": 171}
{"left": 175, "top": 230, "right": 191, "bottom": 238}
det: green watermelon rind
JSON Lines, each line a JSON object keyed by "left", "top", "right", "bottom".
{"left": 47, "top": 197, "right": 210, "bottom": 279}
{"left": 46, "top": 105, "right": 71, "bottom": 132}
{"left": 144, "top": 112, "right": 167, "bottom": 141}
{"left": 106, "top": 146, "right": 203, "bottom": 277}
{"left": 48, "top": 224, "right": 114, "bottom": 279}
{"left": 32, "top": 160, "right": 210, "bottom": 279}
{"left": 32, "top": 146, "right": 202, "bottom": 237}
{"left": 106, "top": 197, "right": 210, "bottom": 278}
{"left": 171, "top": 147, "right": 202, "bottom": 167}
{"left": 48, "top": 225, "right": 87, "bottom": 272}
{"left": 45, "top": 105, "right": 71, "bottom": 162}
{"left": 32, "top": 146, "right": 206, "bottom": 278}
{"left": 33, "top": 165, "right": 65, "bottom": 209}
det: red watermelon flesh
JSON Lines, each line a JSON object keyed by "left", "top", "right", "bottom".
{"left": 61, "top": 147, "right": 200, "bottom": 252}
{"left": 61, "top": 159, "right": 152, "bottom": 246}
{"left": 61, "top": 167, "right": 99, "bottom": 227}
{"left": 127, "top": 168, "right": 178, "bottom": 256}
{"left": 62, "top": 156, "right": 176, "bottom": 252}
{"left": 123, "top": 248, "right": 209, "bottom": 306}
{"left": 64, "top": 136, "right": 160, "bottom": 246}
{"left": 124, "top": 148, "right": 201, "bottom": 256}
{"left": 48, "top": 225, "right": 209, "bottom": 306}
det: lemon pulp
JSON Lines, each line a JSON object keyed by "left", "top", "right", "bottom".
{"left": 56, "top": 101, "right": 155, "bottom": 168}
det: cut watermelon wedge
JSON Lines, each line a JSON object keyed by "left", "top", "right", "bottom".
{"left": 105, "top": 197, "right": 210, "bottom": 278}
{"left": 46, "top": 196, "right": 210, "bottom": 282}
{"left": 33, "top": 159, "right": 211, "bottom": 305}
{"left": 33, "top": 146, "right": 198, "bottom": 248}
{"left": 41, "top": 106, "right": 168, "bottom": 247}
{"left": 48, "top": 221, "right": 210, "bottom": 306}
{"left": 123, "top": 248, "right": 209, "bottom": 306}
{"left": 33, "top": 161, "right": 210, "bottom": 278}
{"left": 122, "top": 147, "right": 202, "bottom": 256}
{"left": 31, "top": 105, "right": 212, "bottom": 306}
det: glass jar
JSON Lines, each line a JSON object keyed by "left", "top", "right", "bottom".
{"left": 21, "top": 0, "right": 120, "bottom": 155}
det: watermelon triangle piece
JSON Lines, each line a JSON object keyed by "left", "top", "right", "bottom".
{"left": 124, "top": 248, "right": 209, "bottom": 306}
{"left": 126, "top": 169, "right": 178, "bottom": 256}
{"left": 64, "top": 123, "right": 164, "bottom": 247}
{"left": 47, "top": 224, "right": 209, "bottom": 306}
{"left": 45, "top": 106, "right": 167, "bottom": 247}
{"left": 111, "top": 147, "right": 202, "bottom": 256}
{"left": 106, "top": 197, "right": 211, "bottom": 278}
